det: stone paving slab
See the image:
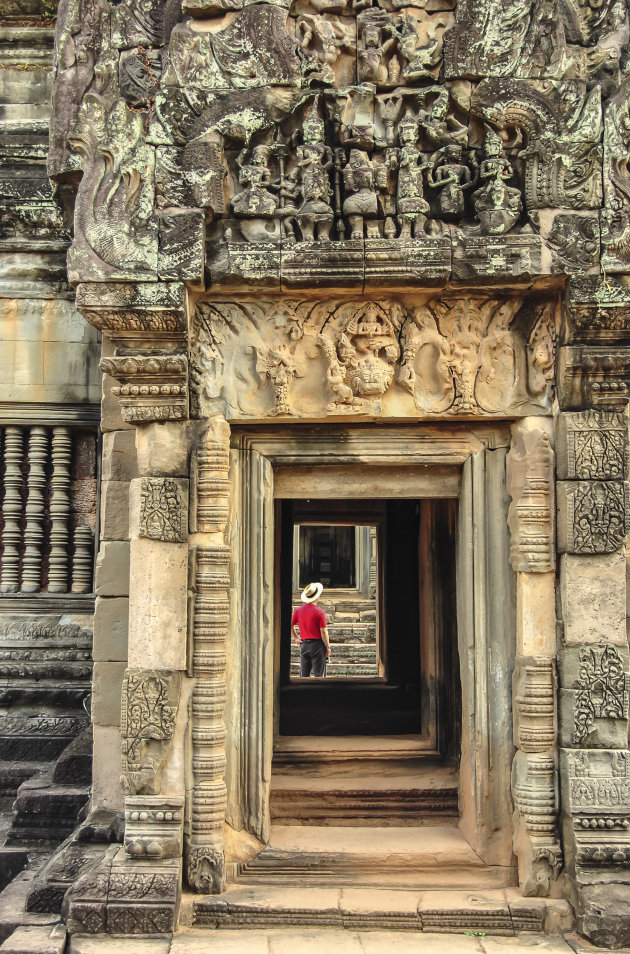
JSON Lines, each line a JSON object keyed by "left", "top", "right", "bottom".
{"left": 67, "top": 931, "right": 630, "bottom": 954}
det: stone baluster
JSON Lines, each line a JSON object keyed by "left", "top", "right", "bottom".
{"left": 1, "top": 426, "right": 24, "bottom": 593}
{"left": 187, "top": 417, "right": 231, "bottom": 894}
{"left": 21, "top": 426, "right": 49, "bottom": 593}
{"left": 72, "top": 525, "right": 94, "bottom": 593}
{"left": 48, "top": 426, "right": 72, "bottom": 593}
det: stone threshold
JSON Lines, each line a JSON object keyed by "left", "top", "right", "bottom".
{"left": 188, "top": 886, "right": 574, "bottom": 937}
{"left": 228, "top": 824, "right": 512, "bottom": 890}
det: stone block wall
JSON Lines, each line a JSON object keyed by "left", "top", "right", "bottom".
{"left": 0, "top": 0, "right": 101, "bottom": 853}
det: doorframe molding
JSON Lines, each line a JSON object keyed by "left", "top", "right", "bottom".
{"left": 225, "top": 423, "right": 516, "bottom": 866}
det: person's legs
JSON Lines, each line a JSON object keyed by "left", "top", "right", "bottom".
{"left": 300, "top": 641, "right": 312, "bottom": 677}
{"left": 311, "top": 640, "right": 327, "bottom": 677}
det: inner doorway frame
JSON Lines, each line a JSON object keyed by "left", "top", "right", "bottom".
{"left": 225, "top": 423, "right": 516, "bottom": 870}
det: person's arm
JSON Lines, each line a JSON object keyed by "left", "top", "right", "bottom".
{"left": 292, "top": 624, "right": 301, "bottom": 646}
{"left": 321, "top": 625, "right": 331, "bottom": 657}
{"left": 319, "top": 607, "right": 331, "bottom": 657}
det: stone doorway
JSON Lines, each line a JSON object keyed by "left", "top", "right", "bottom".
{"left": 226, "top": 423, "right": 516, "bottom": 885}
{"left": 274, "top": 495, "right": 461, "bottom": 828}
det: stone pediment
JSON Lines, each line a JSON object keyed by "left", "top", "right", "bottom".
{"left": 49, "top": 0, "right": 627, "bottom": 290}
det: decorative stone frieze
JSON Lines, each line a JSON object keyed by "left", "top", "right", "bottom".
{"left": 557, "top": 479, "right": 629, "bottom": 553}
{"left": 191, "top": 296, "right": 557, "bottom": 422}
{"left": 507, "top": 422, "right": 555, "bottom": 572}
{"left": 124, "top": 796, "right": 184, "bottom": 860}
{"left": 558, "top": 346, "right": 630, "bottom": 411}
{"left": 187, "top": 420, "right": 231, "bottom": 894}
{"left": 567, "top": 276, "right": 630, "bottom": 344}
{"left": 561, "top": 749, "right": 630, "bottom": 865}
{"left": 137, "top": 479, "right": 188, "bottom": 544}
{"left": 120, "top": 669, "right": 181, "bottom": 797}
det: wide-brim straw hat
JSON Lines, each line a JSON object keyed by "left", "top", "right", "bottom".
{"left": 301, "top": 582, "right": 323, "bottom": 603}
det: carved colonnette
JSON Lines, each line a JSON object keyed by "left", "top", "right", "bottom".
{"left": 507, "top": 419, "right": 562, "bottom": 896}
{"left": 186, "top": 419, "right": 231, "bottom": 893}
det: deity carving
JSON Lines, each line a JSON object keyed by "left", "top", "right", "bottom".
{"left": 342, "top": 148, "right": 388, "bottom": 239}
{"left": 318, "top": 301, "right": 402, "bottom": 410}
{"left": 471, "top": 129, "right": 522, "bottom": 235}
{"left": 428, "top": 144, "right": 474, "bottom": 223}
{"left": 392, "top": 109, "right": 431, "bottom": 238}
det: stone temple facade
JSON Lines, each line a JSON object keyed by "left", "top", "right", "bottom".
{"left": 2, "top": 0, "right": 630, "bottom": 946}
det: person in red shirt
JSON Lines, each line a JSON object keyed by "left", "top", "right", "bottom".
{"left": 291, "top": 581, "right": 331, "bottom": 677}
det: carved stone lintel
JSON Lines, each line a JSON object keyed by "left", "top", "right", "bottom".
{"left": 190, "top": 296, "right": 557, "bottom": 423}
{"left": 137, "top": 478, "right": 188, "bottom": 543}
{"left": 557, "top": 480, "right": 629, "bottom": 553}
{"left": 507, "top": 422, "right": 555, "bottom": 572}
{"left": 121, "top": 670, "right": 181, "bottom": 797}
{"left": 124, "top": 795, "right": 184, "bottom": 860}
{"left": 557, "top": 411, "right": 628, "bottom": 481}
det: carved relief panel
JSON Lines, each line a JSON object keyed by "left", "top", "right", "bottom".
{"left": 190, "top": 295, "right": 557, "bottom": 422}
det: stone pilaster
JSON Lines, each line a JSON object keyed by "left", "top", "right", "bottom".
{"left": 556, "top": 400, "right": 630, "bottom": 948}
{"left": 69, "top": 283, "right": 192, "bottom": 936}
{"left": 507, "top": 417, "right": 562, "bottom": 897}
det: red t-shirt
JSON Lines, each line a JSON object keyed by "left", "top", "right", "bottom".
{"left": 292, "top": 603, "right": 327, "bottom": 640}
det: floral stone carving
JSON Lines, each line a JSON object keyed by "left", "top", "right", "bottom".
{"left": 121, "top": 670, "right": 181, "bottom": 797}
{"left": 573, "top": 646, "right": 629, "bottom": 745}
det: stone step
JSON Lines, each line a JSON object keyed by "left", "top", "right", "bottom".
{"left": 192, "top": 884, "right": 574, "bottom": 935}
{"left": 290, "top": 663, "right": 378, "bottom": 673}
{"left": 270, "top": 759, "right": 458, "bottom": 826}
{"left": 273, "top": 735, "right": 430, "bottom": 767}
{"left": 6, "top": 775, "right": 89, "bottom": 849}
{"left": 229, "top": 825, "right": 516, "bottom": 889}
{"left": 270, "top": 786, "right": 458, "bottom": 826}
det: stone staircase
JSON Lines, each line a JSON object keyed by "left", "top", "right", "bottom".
{"left": 290, "top": 594, "right": 378, "bottom": 678}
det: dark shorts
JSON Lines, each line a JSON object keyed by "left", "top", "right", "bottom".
{"left": 300, "top": 639, "right": 327, "bottom": 677}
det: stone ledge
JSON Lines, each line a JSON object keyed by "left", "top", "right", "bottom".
{"left": 191, "top": 886, "right": 573, "bottom": 936}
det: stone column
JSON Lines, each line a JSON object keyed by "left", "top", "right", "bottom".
{"left": 507, "top": 417, "right": 562, "bottom": 897}
{"left": 556, "top": 408, "right": 630, "bottom": 948}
